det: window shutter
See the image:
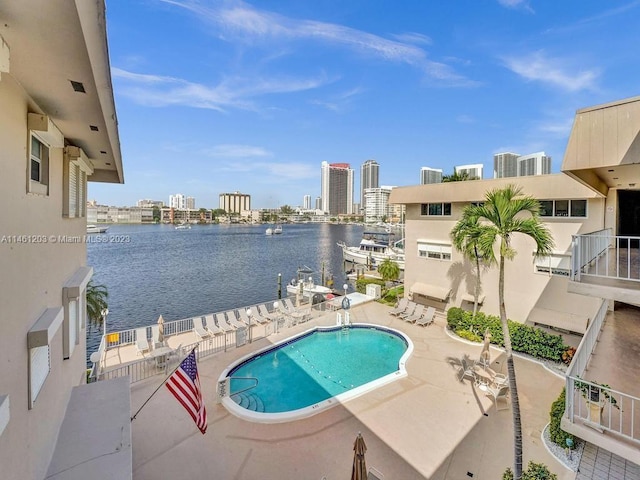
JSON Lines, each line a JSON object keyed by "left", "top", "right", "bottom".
{"left": 68, "top": 299, "right": 77, "bottom": 354}
{"left": 30, "top": 345, "right": 50, "bottom": 405}
{"left": 68, "top": 162, "right": 78, "bottom": 218}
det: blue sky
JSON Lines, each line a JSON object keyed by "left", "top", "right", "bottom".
{"left": 91, "top": 0, "right": 640, "bottom": 209}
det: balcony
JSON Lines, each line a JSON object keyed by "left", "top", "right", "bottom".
{"left": 562, "top": 300, "right": 640, "bottom": 464}
{"left": 569, "top": 229, "right": 640, "bottom": 304}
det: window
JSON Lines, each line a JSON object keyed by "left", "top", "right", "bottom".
{"left": 535, "top": 253, "right": 571, "bottom": 276}
{"left": 63, "top": 266, "right": 93, "bottom": 359}
{"left": 418, "top": 241, "right": 452, "bottom": 260}
{"left": 421, "top": 203, "right": 452, "bottom": 216}
{"left": 29, "top": 134, "right": 49, "bottom": 195}
{"left": 63, "top": 147, "right": 92, "bottom": 218}
{"left": 28, "top": 307, "right": 64, "bottom": 409}
{"left": 539, "top": 199, "right": 587, "bottom": 218}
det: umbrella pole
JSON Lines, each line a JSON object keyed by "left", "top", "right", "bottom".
{"left": 130, "top": 346, "right": 197, "bottom": 422}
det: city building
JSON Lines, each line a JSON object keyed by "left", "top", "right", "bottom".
{"left": 360, "top": 159, "right": 380, "bottom": 211}
{"left": 161, "top": 207, "right": 211, "bottom": 224}
{"left": 320, "top": 161, "right": 354, "bottom": 216}
{"left": 494, "top": 152, "right": 551, "bottom": 178}
{"left": 390, "top": 94, "right": 640, "bottom": 465}
{"left": 220, "top": 191, "right": 251, "bottom": 214}
{"left": 137, "top": 199, "right": 164, "bottom": 208}
{"left": 493, "top": 152, "right": 520, "bottom": 178}
{"left": 303, "top": 194, "right": 311, "bottom": 210}
{"left": 315, "top": 196, "right": 322, "bottom": 210}
{"left": 0, "top": 3, "right": 129, "bottom": 479}
{"left": 364, "top": 186, "right": 393, "bottom": 223}
{"left": 420, "top": 167, "right": 443, "bottom": 185}
{"left": 169, "top": 193, "right": 186, "bottom": 209}
{"left": 454, "top": 163, "right": 483, "bottom": 179}
{"left": 186, "top": 196, "right": 196, "bottom": 210}
{"left": 88, "top": 205, "right": 154, "bottom": 224}
{"left": 518, "top": 152, "right": 551, "bottom": 177}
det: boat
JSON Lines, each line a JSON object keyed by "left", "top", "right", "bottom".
{"left": 86, "top": 224, "right": 108, "bottom": 234}
{"left": 175, "top": 223, "right": 191, "bottom": 230}
{"left": 265, "top": 227, "right": 273, "bottom": 235}
{"left": 273, "top": 224, "right": 283, "bottom": 234}
{"left": 286, "top": 265, "right": 332, "bottom": 299}
{"left": 337, "top": 232, "right": 405, "bottom": 270}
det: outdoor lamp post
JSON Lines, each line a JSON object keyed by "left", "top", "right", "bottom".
{"left": 343, "top": 283, "right": 349, "bottom": 297}
{"left": 273, "top": 301, "right": 279, "bottom": 333}
{"left": 101, "top": 308, "right": 109, "bottom": 341}
{"left": 246, "top": 308, "right": 252, "bottom": 343}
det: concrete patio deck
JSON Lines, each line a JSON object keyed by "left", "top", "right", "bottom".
{"left": 129, "top": 301, "right": 574, "bottom": 479}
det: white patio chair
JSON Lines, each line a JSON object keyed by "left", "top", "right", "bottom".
{"left": 193, "top": 316, "right": 212, "bottom": 339}
{"left": 135, "top": 327, "right": 150, "bottom": 356}
{"left": 225, "top": 311, "right": 246, "bottom": 329}
{"left": 216, "top": 312, "right": 236, "bottom": 331}
{"left": 416, "top": 307, "right": 436, "bottom": 326}
{"left": 203, "top": 314, "right": 222, "bottom": 335}
{"left": 389, "top": 297, "right": 409, "bottom": 316}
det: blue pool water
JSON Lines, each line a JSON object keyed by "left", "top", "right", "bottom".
{"left": 226, "top": 326, "right": 409, "bottom": 415}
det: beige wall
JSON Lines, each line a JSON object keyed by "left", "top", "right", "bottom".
{"left": 402, "top": 177, "right": 605, "bottom": 331}
{"left": 0, "top": 74, "right": 89, "bottom": 479}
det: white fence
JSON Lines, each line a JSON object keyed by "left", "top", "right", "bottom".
{"left": 572, "top": 229, "right": 640, "bottom": 282}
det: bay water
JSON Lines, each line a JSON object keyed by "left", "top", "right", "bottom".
{"left": 86, "top": 223, "right": 366, "bottom": 356}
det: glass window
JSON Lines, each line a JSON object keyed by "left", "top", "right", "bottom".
{"left": 539, "top": 200, "right": 553, "bottom": 217}
{"left": 570, "top": 200, "right": 587, "bottom": 217}
{"left": 420, "top": 204, "right": 428, "bottom": 216}
{"left": 428, "top": 203, "right": 442, "bottom": 215}
{"left": 443, "top": 203, "right": 451, "bottom": 215}
{"left": 554, "top": 200, "right": 569, "bottom": 217}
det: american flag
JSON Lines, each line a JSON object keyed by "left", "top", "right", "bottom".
{"left": 166, "top": 349, "right": 207, "bottom": 434}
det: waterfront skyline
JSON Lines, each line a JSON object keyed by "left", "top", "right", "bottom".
{"left": 89, "top": 0, "right": 640, "bottom": 208}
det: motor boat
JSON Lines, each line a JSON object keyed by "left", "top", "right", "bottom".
{"left": 86, "top": 224, "right": 109, "bottom": 234}
{"left": 175, "top": 223, "right": 191, "bottom": 230}
{"left": 286, "top": 265, "right": 332, "bottom": 299}
{"left": 337, "top": 232, "right": 405, "bottom": 270}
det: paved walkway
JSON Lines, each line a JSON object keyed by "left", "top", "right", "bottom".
{"left": 577, "top": 443, "right": 640, "bottom": 480}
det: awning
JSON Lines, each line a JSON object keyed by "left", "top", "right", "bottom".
{"left": 461, "top": 293, "right": 485, "bottom": 304}
{"left": 410, "top": 282, "right": 451, "bottom": 302}
{"left": 527, "top": 307, "right": 589, "bottom": 334}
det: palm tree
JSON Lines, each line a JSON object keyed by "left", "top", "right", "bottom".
{"left": 450, "top": 209, "right": 493, "bottom": 318}
{"left": 468, "top": 185, "right": 553, "bottom": 480}
{"left": 86, "top": 281, "right": 109, "bottom": 330}
{"left": 377, "top": 258, "right": 400, "bottom": 285}
{"left": 442, "top": 171, "right": 471, "bottom": 182}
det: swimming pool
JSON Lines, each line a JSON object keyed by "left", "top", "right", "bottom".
{"left": 219, "top": 324, "right": 413, "bottom": 423}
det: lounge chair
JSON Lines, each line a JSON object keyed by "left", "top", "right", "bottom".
{"left": 484, "top": 384, "right": 510, "bottom": 410}
{"left": 389, "top": 297, "right": 409, "bottom": 316}
{"left": 225, "top": 311, "right": 246, "bottom": 329}
{"left": 239, "top": 308, "right": 268, "bottom": 325}
{"left": 203, "top": 314, "right": 223, "bottom": 335}
{"left": 398, "top": 301, "right": 417, "bottom": 320}
{"left": 193, "top": 316, "right": 212, "bottom": 339}
{"left": 457, "top": 357, "right": 478, "bottom": 384}
{"left": 135, "top": 327, "right": 150, "bottom": 356}
{"left": 258, "top": 303, "right": 279, "bottom": 321}
{"left": 283, "top": 298, "right": 310, "bottom": 322}
{"left": 416, "top": 306, "right": 436, "bottom": 326}
{"left": 403, "top": 304, "right": 425, "bottom": 323}
{"left": 216, "top": 312, "right": 236, "bottom": 331}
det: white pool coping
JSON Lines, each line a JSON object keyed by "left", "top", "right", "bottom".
{"left": 219, "top": 323, "right": 414, "bottom": 423}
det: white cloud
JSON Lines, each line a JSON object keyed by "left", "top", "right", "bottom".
{"left": 112, "top": 67, "right": 331, "bottom": 111}
{"left": 160, "top": 0, "right": 471, "bottom": 84}
{"left": 497, "top": 0, "right": 534, "bottom": 12}
{"left": 311, "top": 86, "right": 365, "bottom": 112}
{"left": 391, "top": 32, "right": 433, "bottom": 46}
{"left": 502, "top": 51, "right": 598, "bottom": 92}
{"left": 201, "top": 144, "right": 272, "bottom": 158}
{"left": 216, "top": 160, "right": 317, "bottom": 180}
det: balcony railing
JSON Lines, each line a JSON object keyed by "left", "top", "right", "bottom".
{"left": 565, "top": 300, "right": 640, "bottom": 444}
{"left": 571, "top": 229, "right": 640, "bottom": 283}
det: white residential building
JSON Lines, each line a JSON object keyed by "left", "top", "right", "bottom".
{"left": 169, "top": 193, "right": 186, "bottom": 209}
{"left": 420, "top": 167, "right": 443, "bottom": 184}
{"left": 364, "top": 186, "right": 393, "bottom": 223}
{"left": 320, "top": 161, "right": 354, "bottom": 215}
{"left": 303, "top": 195, "right": 311, "bottom": 210}
{"left": 455, "top": 163, "right": 484, "bottom": 179}
{"left": 518, "top": 152, "right": 551, "bottom": 176}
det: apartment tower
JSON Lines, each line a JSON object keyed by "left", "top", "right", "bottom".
{"left": 420, "top": 167, "right": 443, "bottom": 184}
{"left": 360, "top": 159, "right": 379, "bottom": 212}
{"left": 219, "top": 191, "right": 251, "bottom": 214}
{"left": 455, "top": 163, "right": 484, "bottom": 179}
{"left": 493, "top": 152, "right": 520, "bottom": 178}
{"left": 321, "top": 161, "right": 354, "bottom": 215}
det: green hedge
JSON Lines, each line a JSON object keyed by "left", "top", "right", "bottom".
{"left": 355, "top": 277, "right": 385, "bottom": 294}
{"left": 503, "top": 461, "right": 558, "bottom": 480}
{"left": 446, "top": 307, "right": 567, "bottom": 362}
{"left": 549, "top": 388, "right": 575, "bottom": 449}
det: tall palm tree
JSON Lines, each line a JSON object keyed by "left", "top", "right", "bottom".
{"left": 442, "top": 171, "right": 471, "bottom": 182}
{"left": 86, "top": 281, "right": 109, "bottom": 329}
{"left": 450, "top": 209, "right": 493, "bottom": 318}
{"left": 468, "top": 185, "right": 553, "bottom": 480}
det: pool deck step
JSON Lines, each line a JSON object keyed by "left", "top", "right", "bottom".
{"left": 232, "top": 391, "right": 265, "bottom": 412}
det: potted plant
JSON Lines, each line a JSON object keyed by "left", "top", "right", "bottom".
{"left": 575, "top": 378, "right": 620, "bottom": 429}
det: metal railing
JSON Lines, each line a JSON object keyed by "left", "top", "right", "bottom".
{"left": 565, "top": 299, "right": 640, "bottom": 444}
{"left": 572, "top": 229, "right": 640, "bottom": 282}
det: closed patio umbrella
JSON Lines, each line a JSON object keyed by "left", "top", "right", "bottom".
{"left": 480, "top": 328, "right": 491, "bottom": 367}
{"left": 351, "top": 432, "right": 367, "bottom": 480}
{"left": 157, "top": 315, "right": 165, "bottom": 344}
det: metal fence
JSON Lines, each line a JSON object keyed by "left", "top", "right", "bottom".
{"left": 572, "top": 229, "right": 640, "bottom": 282}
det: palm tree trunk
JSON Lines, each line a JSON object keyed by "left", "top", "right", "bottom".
{"left": 473, "top": 245, "right": 480, "bottom": 318}
{"left": 499, "top": 254, "right": 523, "bottom": 480}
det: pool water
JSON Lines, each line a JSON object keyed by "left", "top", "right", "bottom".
{"left": 227, "top": 326, "right": 409, "bottom": 415}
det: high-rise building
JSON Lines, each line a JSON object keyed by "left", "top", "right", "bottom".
{"left": 364, "top": 186, "right": 393, "bottom": 223}
{"left": 315, "top": 197, "right": 322, "bottom": 210}
{"left": 169, "top": 193, "right": 186, "bottom": 209}
{"left": 186, "top": 196, "right": 196, "bottom": 210}
{"left": 455, "top": 163, "right": 483, "bottom": 180}
{"left": 303, "top": 195, "right": 311, "bottom": 210}
{"left": 360, "top": 160, "right": 379, "bottom": 211}
{"left": 320, "top": 161, "right": 354, "bottom": 215}
{"left": 219, "top": 191, "right": 251, "bottom": 214}
{"left": 137, "top": 199, "right": 164, "bottom": 208}
{"left": 420, "top": 167, "right": 443, "bottom": 184}
{"left": 518, "top": 152, "right": 551, "bottom": 176}
{"left": 493, "top": 152, "right": 520, "bottom": 178}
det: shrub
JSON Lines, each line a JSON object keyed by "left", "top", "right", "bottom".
{"left": 561, "top": 346, "right": 576, "bottom": 365}
{"left": 503, "top": 461, "right": 558, "bottom": 480}
{"left": 457, "top": 329, "right": 482, "bottom": 342}
{"left": 446, "top": 307, "right": 466, "bottom": 330}
{"left": 548, "top": 388, "right": 575, "bottom": 449}
{"left": 379, "top": 286, "right": 403, "bottom": 306}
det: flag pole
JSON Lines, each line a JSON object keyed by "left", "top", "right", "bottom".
{"left": 130, "top": 346, "right": 198, "bottom": 422}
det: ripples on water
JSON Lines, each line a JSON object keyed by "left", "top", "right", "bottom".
{"left": 86, "top": 223, "right": 365, "bottom": 355}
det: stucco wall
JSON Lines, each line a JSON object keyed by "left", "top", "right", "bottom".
{"left": 403, "top": 189, "right": 605, "bottom": 331}
{"left": 0, "top": 75, "right": 89, "bottom": 479}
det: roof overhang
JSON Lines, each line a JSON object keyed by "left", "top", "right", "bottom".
{"left": 0, "top": 0, "right": 123, "bottom": 184}
{"left": 410, "top": 282, "right": 451, "bottom": 302}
